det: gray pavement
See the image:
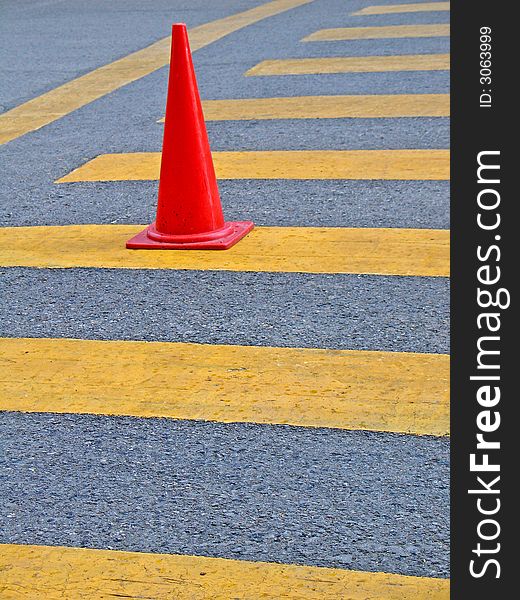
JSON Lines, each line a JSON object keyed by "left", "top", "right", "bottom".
{"left": 0, "top": 268, "right": 449, "bottom": 353}
{"left": 0, "top": 0, "right": 262, "bottom": 109}
{"left": 0, "top": 0, "right": 451, "bottom": 582}
{"left": 0, "top": 0, "right": 450, "bottom": 111}
{"left": 0, "top": 412, "right": 450, "bottom": 579}
{"left": 1, "top": 179, "right": 450, "bottom": 229}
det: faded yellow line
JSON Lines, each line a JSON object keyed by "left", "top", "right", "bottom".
{"left": 303, "top": 24, "right": 450, "bottom": 41}
{"left": 0, "top": 544, "right": 450, "bottom": 599}
{"left": 158, "top": 94, "right": 450, "bottom": 120}
{"left": 0, "top": 225, "right": 450, "bottom": 277}
{"left": 0, "top": 337, "right": 450, "bottom": 436}
{"left": 246, "top": 54, "right": 450, "bottom": 76}
{"left": 56, "top": 150, "right": 450, "bottom": 182}
{"left": 352, "top": 2, "right": 450, "bottom": 15}
{"left": 0, "top": 0, "right": 313, "bottom": 145}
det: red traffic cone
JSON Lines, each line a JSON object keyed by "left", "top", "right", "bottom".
{"left": 127, "top": 23, "right": 253, "bottom": 250}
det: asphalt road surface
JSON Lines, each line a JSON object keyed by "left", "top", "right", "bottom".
{"left": 0, "top": 0, "right": 450, "bottom": 597}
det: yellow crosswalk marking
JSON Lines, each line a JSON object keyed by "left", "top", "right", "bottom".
{"left": 0, "top": 544, "right": 450, "bottom": 599}
{"left": 0, "top": 337, "right": 450, "bottom": 436}
{"left": 158, "top": 94, "right": 450, "bottom": 120}
{"left": 0, "top": 0, "right": 313, "bottom": 145}
{"left": 246, "top": 54, "right": 450, "bottom": 76}
{"left": 0, "top": 225, "right": 450, "bottom": 277}
{"left": 352, "top": 2, "right": 450, "bottom": 15}
{"left": 56, "top": 150, "right": 450, "bottom": 182}
{"left": 303, "top": 24, "right": 450, "bottom": 41}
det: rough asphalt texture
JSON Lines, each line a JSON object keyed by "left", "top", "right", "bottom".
{"left": 0, "top": 0, "right": 450, "bottom": 580}
{"left": 0, "top": 412, "right": 450, "bottom": 578}
{"left": 0, "top": 268, "right": 449, "bottom": 353}
{"left": 2, "top": 179, "right": 450, "bottom": 229}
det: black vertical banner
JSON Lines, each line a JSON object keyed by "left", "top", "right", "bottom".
{"left": 451, "top": 1, "right": 512, "bottom": 598}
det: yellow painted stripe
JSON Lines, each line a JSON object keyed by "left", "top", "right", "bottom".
{"left": 0, "top": 544, "right": 450, "bottom": 599}
{"left": 303, "top": 24, "right": 450, "bottom": 41}
{"left": 158, "top": 94, "right": 450, "bottom": 120}
{"left": 0, "top": 0, "right": 313, "bottom": 145}
{"left": 0, "top": 337, "right": 450, "bottom": 436}
{"left": 56, "top": 150, "right": 450, "bottom": 182}
{"left": 0, "top": 225, "right": 450, "bottom": 277}
{"left": 353, "top": 2, "right": 450, "bottom": 15}
{"left": 246, "top": 54, "right": 450, "bottom": 76}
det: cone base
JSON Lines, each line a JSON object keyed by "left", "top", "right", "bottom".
{"left": 126, "top": 221, "right": 254, "bottom": 250}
